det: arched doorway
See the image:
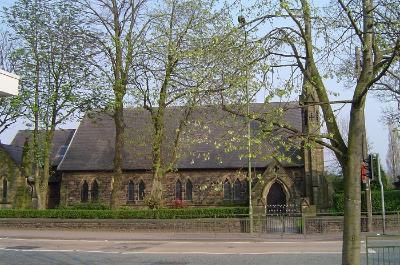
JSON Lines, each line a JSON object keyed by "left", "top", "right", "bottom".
{"left": 266, "top": 182, "right": 286, "bottom": 213}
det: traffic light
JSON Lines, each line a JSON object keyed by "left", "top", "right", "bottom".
{"left": 364, "top": 154, "right": 374, "bottom": 180}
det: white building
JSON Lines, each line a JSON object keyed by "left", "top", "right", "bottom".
{"left": 0, "top": 69, "right": 19, "bottom": 96}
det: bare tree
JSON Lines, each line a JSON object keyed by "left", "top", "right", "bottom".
{"left": 5, "top": 0, "right": 101, "bottom": 209}
{"left": 235, "top": 1, "right": 399, "bottom": 264}
{"left": 78, "top": 0, "right": 150, "bottom": 209}
{"left": 135, "top": 0, "right": 244, "bottom": 206}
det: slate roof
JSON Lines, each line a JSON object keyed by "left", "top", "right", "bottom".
{"left": 58, "top": 103, "right": 304, "bottom": 171}
{"left": 0, "top": 144, "right": 24, "bottom": 165}
{"left": 10, "top": 129, "right": 76, "bottom": 166}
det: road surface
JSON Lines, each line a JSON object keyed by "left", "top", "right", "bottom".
{"left": 0, "top": 229, "right": 370, "bottom": 265}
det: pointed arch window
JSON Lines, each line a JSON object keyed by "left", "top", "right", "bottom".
{"left": 233, "top": 179, "right": 242, "bottom": 201}
{"left": 175, "top": 179, "right": 182, "bottom": 200}
{"left": 242, "top": 180, "right": 249, "bottom": 201}
{"left": 185, "top": 179, "right": 193, "bottom": 201}
{"left": 223, "top": 179, "right": 231, "bottom": 201}
{"left": 81, "top": 180, "right": 89, "bottom": 202}
{"left": 139, "top": 180, "right": 145, "bottom": 200}
{"left": 91, "top": 180, "right": 99, "bottom": 202}
{"left": 127, "top": 180, "right": 134, "bottom": 202}
{"left": 2, "top": 178, "right": 8, "bottom": 203}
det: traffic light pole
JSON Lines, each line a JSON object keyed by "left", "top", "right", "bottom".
{"left": 362, "top": 133, "right": 373, "bottom": 232}
{"left": 365, "top": 177, "right": 373, "bottom": 232}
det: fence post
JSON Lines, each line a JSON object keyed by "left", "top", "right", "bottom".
{"left": 302, "top": 214, "right": 306, "bottom": 235}
{"left": 366, "top": 236, "right": 369, "bottom": 265}
{"left": 214, "top": 214, "right": 217, "bottom": 233}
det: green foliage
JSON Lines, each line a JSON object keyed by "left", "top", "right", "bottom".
{"left": 144, "top": 194, "right": 164, "bottom": 209}
{"left": 0, "top": 207, "right": 249, "bottom": 219}
{"left": 13, "top": 186, "right": 32, "bottom": 209}
{"left": 332, "top": 190, "right": 400, "bottom": 212}
{"left": 365, "top": 190, "right": 400, "bottom": 212}
{"left": 325, "top": 173, "right": 344, "bottom": 193}
{"left": 57, "top": 202, "right": 110, "bottom": 210}
{"left": 332, "top": 193, "right": 345, "bottom": 212}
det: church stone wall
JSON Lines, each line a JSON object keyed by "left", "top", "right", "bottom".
{"left": 0, "top": 148, "right": 30, "bottom": 209}
{"left": 60, "top": 166, "right": 308, "bottom": 211}
{"left": 61, "top": 169, "right": 252, "bottom": 207}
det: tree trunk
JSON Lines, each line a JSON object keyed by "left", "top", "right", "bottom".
{"left": 111, "top": 98, "right": 124, "bottom": 210}
{"left": 342, "top": 106, "right": 364, "bottom": 265}
{"left": 150, "top": 106, "right": 166, "bottom": 204}
{"left": 32, "top": 29, "right": 40, "bottom": 209}
{"left": 35, "top": 130, "right": 54, "bottom": 209}
{"left": 149, "top": 63, "right": 172, "bottom": 205}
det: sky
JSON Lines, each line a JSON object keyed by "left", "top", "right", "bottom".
{"left": 0, "top": 0, "right": 395, "bottom": 171}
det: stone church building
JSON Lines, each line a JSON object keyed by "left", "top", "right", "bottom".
{"left": 0, "top": 102, "right": 329, "bottom": 212}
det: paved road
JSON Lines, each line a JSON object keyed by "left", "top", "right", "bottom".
{"left": 0, "top": 229, "right": 369, "bottom": 265}
{"left": 0, "top": 251, "right": 352, "bottom": 265}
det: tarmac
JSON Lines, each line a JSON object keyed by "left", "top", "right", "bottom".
{"left": 0, "top": 228, "right": 345, "bottom": 242}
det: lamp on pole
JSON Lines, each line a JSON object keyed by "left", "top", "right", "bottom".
{"left": 391, "top": 128, "right": 398, "bottom": 181}
{"left": 375, "top": 153, "right": 386, "bottom": 234}
{"left": 238, "top": 15, "right": 253, "bottom": 234}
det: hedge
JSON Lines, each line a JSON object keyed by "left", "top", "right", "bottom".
{"left": 332, "top": 190, "right": 400, "bottom": 213}
{"left": 0, "top": 207, "right": 249, "bottom": 219}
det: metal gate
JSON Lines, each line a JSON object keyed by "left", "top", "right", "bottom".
{"left": 263, "top": 204, "right": 302, "bottom": 234}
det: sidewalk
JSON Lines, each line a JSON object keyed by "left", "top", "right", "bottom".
{"left": 0, "top": 228, "right": 344, "bottom": 242}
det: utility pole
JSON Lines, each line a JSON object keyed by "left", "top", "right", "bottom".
{"left": 238, "top": 15, "right": 253, "bottom": 234}
{"left": 363, "top": 134, "right": 373, "bottom": 232}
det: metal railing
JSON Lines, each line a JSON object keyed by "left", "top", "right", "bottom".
{"left": 366, "top": 234, "right": 400, "bottom": 265}
{"left": 305, "top": 212, "right": 400, "bottom": 234}
{"left": 163, "top": 212, "right": 400, "bottom": 234}
{"left": 1, "top": 213, "right": 399, "bottom": 235}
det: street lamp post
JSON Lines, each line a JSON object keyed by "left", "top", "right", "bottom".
{"left": 376, "top": 154, "right": 386, "bottom": 234}
{"left": 391, "top": 128, "right": 398, "bottom": 182}
{"left": 238, "top": 15, "right": 254, "bottom": 234}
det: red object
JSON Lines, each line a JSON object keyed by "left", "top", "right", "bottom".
{"left": 361, "top": 162, "right": 367, "bottom": 183}
{"left": 169, "top": 199, "right": 186, "bottom": 208}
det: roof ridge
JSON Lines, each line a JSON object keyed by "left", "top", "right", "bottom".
{"left": 84, "top": 101, "right": 301, "bottom": 113}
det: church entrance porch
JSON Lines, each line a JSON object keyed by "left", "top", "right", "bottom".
{"left": 263, "top": 181, "right": 301, "bottom": 234}
{"left": 266, "top": 182, "right": 287, "bottom": 213}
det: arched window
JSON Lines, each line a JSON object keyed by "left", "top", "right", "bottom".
{"left": 185, "top": 179, "right": 193, "bottom": 201}
{"left": 81, "top": 180, "right": 89, "bottom": 202}
{"left": 242, "top": 180, "right": 249, "bottom": 201}
{"left": 233, "top": 179, "right": 242, "bottom": 201}
{"left": 175, "top": 179, "right": 182, "bottom": 200}
{"left": 127, "top": 180, "right": 134, "bottom": 202}
{"left": 223, "top": 179, "right": 231, "bottom": 201}
{"left": 2, "top": 178, "right": 7, "bottom": 203}
{"left": 139, "top": 180, "right": 145, "bottom": 200}
{"left": 91, "top": 180, "right": 99, "bottom": 202}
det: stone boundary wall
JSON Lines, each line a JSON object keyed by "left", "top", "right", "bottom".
{"left": 305, "top": 215, "right": 400, "bottom": 234}
{"left": 0, "top": 218, "right": 245, "bottom": 233}
{"left": 0, "top": 215, "right": 399, "bottom": 234}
